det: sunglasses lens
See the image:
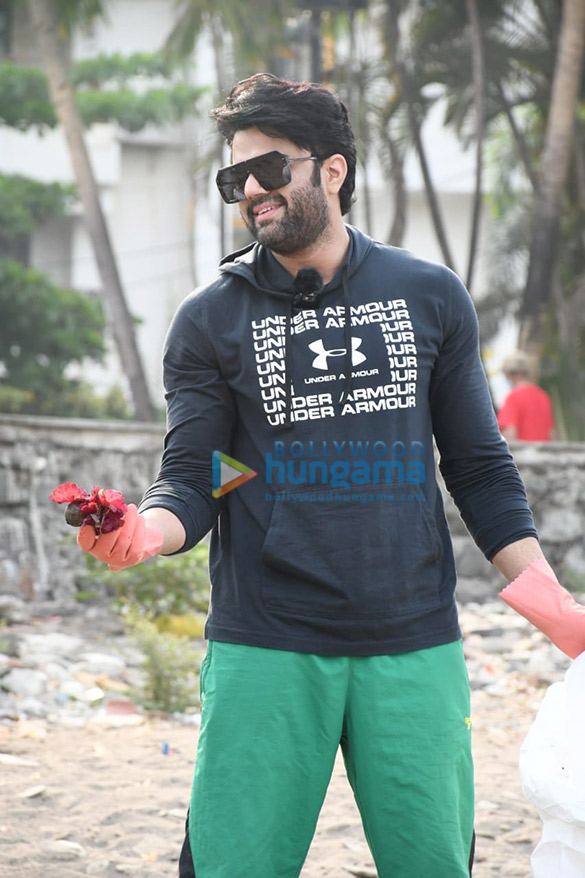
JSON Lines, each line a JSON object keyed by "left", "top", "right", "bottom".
{"left": 216, "top": 168, "right": 245, "bottom": 204}
{"left": 216, "top": 152, "right": 291, "bottom": 203}
{"left": 251, "top": 152, "right": 290, "bottom": 192}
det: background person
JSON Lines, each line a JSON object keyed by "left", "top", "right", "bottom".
{"left": 76, "top": 74, "right": 581, "bottom": 878}
{"left": 497, "top": 350, "right": 555, "bottom": 441}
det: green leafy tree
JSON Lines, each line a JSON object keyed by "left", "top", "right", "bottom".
{"left": 0, "top": 173, "right": 120, "bottom": 416}
{"left": 25, "top": 0, "right": 153, "bottom": 420}
{"left": 162, "top": 0, "right": 298, "bottom": 256}
{"left": 0, "top": 54, "right": 205, "bottom": 133}
{"left": 0, "top": 36, "right": 206, "bottom": 419}
{"left": 372, "top": 1, "right": 585, "bottom": 436}
{"left": 520, "top": 0, "right": 585, "bottom": 351}
{"left": 0, "top": 258, "right": 111, "bottom": 416}
{"left": 21, "top": 0, "right": 205, "bottom": 420}
{"left": 0, "top": 173, "right": 74, "bottom": 244}
{"left": 380, "top": 0, "right": 458, "bottom": 271}
{"left": 164, "top": 0, "right": 296, "bottom": 76}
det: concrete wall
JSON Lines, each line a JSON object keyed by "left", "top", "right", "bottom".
{"left": 2, "top": 414, "right": 585, "bottom": 605}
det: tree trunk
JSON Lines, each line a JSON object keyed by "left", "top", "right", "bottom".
{"left": 386, "top": 133, "right": 406, "bottom": 246}
{"left": 404, "top": 83, "right": 456, "bottom": 271}
{"left": 572, "top": 119, "right": 585, "bottom": 213}
{"left": 26, "top": 0, "right": 155, "bottom": 421}
{"left": 496, "top": 81, "right": 538, "bottom": 192}
{"left": 310, "top": 9, "right": 322, "bottom": 83}
{"left": 359, "top": 148, "right": 374, "bottom": 236}
{"left": 519, "top": 0, "right": 585, "bottom": 350}
{"left": 384, "top": 2, "right": 456, "bottom": 270}
{"left": 464, "top": 0, "right": 485, "bottom": 293}
{"left": 211, "top": 15, "right": 230, "bottom": 255}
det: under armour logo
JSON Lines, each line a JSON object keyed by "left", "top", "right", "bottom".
{"left": 308, "top": 337, "right": 367, "bottom": 371}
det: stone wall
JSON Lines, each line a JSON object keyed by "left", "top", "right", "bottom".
{"left": 443, "top": 441, "right": 585, "bottom": 601}
{"left": 0, "top": 415, "right": 164, "bottom": 601}
{"left": 2, "top": 414, "right": 585, "bottom": 604}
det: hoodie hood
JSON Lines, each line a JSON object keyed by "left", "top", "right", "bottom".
{"left": 218, "top": 224, "right": 373, "bottom": 291}
{"left": 218, "top": 226, "right": 374, "bottom": 428}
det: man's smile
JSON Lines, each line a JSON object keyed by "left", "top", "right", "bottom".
{"left": 250, "top": 197, "right": 286, "bottom": 222}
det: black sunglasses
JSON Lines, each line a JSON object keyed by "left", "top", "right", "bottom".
{"left": 216, "top": 150, "right": 319, "bottom": 204}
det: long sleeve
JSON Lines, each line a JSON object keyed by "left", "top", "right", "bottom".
{"left": 139, "top": 290, "right": 236, "bottom": 552}
{"left": 429, "top": 269, "right": 537, "bottom": 560}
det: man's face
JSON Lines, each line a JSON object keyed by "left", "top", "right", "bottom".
{"left": 230, "top": 128, "right": 332, "bottom": 255}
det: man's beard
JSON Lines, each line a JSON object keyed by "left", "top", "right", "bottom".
{"left": 243, "top": 180, "right": 331, "bottom": 255}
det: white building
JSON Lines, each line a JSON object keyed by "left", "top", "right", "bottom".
{"left": 1, "top": 0, "right": 509, "bottom": 408}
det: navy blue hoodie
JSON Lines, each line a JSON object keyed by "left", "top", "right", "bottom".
{"left": 140, "top": 226, "right": 537, "bottom": 656}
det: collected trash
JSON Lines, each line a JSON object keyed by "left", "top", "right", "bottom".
{"left": 520, "top": 651, "right": 585, "bottom": 877}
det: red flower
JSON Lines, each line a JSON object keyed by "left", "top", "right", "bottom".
{"left": 50, "top": 482, "right": 128, "bottom": 534}
{"left": 48, "top": 482, "right": 89, "bottom": 504}
{"left": 99, "top": 488, "right": 127, "bottom": 512}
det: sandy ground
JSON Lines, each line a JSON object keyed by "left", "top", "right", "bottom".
{"left": 0, "top": 680, "right": 544, "bottom": 878}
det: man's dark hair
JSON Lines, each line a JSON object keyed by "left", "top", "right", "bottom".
{"left": 211, "top": 73, "right": 356, "bottom": 216}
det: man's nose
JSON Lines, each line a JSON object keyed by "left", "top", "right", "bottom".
{"left": 243, "top": 172, "right": 271, "bottom": 200}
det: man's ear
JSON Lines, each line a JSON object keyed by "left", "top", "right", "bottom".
{"left": 321, "top": 154, "right": 347, "bottom": 196}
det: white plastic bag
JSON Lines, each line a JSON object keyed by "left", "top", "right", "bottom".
{"left": 520, "top": 651, "right": 585, "bottom": 877}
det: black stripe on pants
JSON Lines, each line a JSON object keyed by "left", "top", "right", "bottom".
{"left": 178, "top": 814, "right": 195, "bottom": 877}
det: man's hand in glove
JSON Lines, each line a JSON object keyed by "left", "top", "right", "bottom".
{"left": 77, "top": 503, "right": 164, "bottom": 572}
{"left": 500, "top": 557, "right": 585, "bottom": 659}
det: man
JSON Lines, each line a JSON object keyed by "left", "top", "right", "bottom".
{"left": 498, "top": 350, "right": 555, "bottom": 441}
{"left": 78, "top": 74, "right": 585, "bottom": 877}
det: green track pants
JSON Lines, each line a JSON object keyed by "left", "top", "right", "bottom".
{"left": 186, "top": 639, "right": 474, "bottom": 877}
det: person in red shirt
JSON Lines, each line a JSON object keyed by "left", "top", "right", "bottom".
{"left": 498, "top": 351, "right": 555, "bottom": 441}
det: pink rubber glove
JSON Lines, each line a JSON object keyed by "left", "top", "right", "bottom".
{"left": 77, "top": 504, "right": 164, "bottom": 572}
{"left": 500, "top": 557, "right": 585, "bottom": 659}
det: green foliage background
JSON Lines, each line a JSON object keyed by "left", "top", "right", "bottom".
{"left": 78, "top": 544, "right": 212, "bottom": 714}
{"left": 0, "top": 54, "right": 204, "bottom": 133}
{"left": 0, "top": 50, "right": 203, "bottom": 418}
{"left": 80, "top": 543, "right": 211, "bottom": 618}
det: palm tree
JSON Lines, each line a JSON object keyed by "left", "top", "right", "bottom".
{"left": 382, "top": 0, "right": 457, "bottom": 270}
{"left": 401, "top": 0, "right": 566, "bottom": 298}
{"left": 415, "top": 0, "right": 585, "bottom": 435}
{"left": 164, "top": 0, "right": 296, "bottom": 75}
{"left": 463, "top": 0, "right": 486, "bottom": 291}
{"left": 163, "top": 0, "right": 300, "bottom": 255}
{"left": 519, "top": 0, "right": 585, "bottom": 352}
{"left": 25, "top": 0, "right": 156, "bottom": 421}
{"left": 354, "top": 59, "right": 408, "bottom": 246}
